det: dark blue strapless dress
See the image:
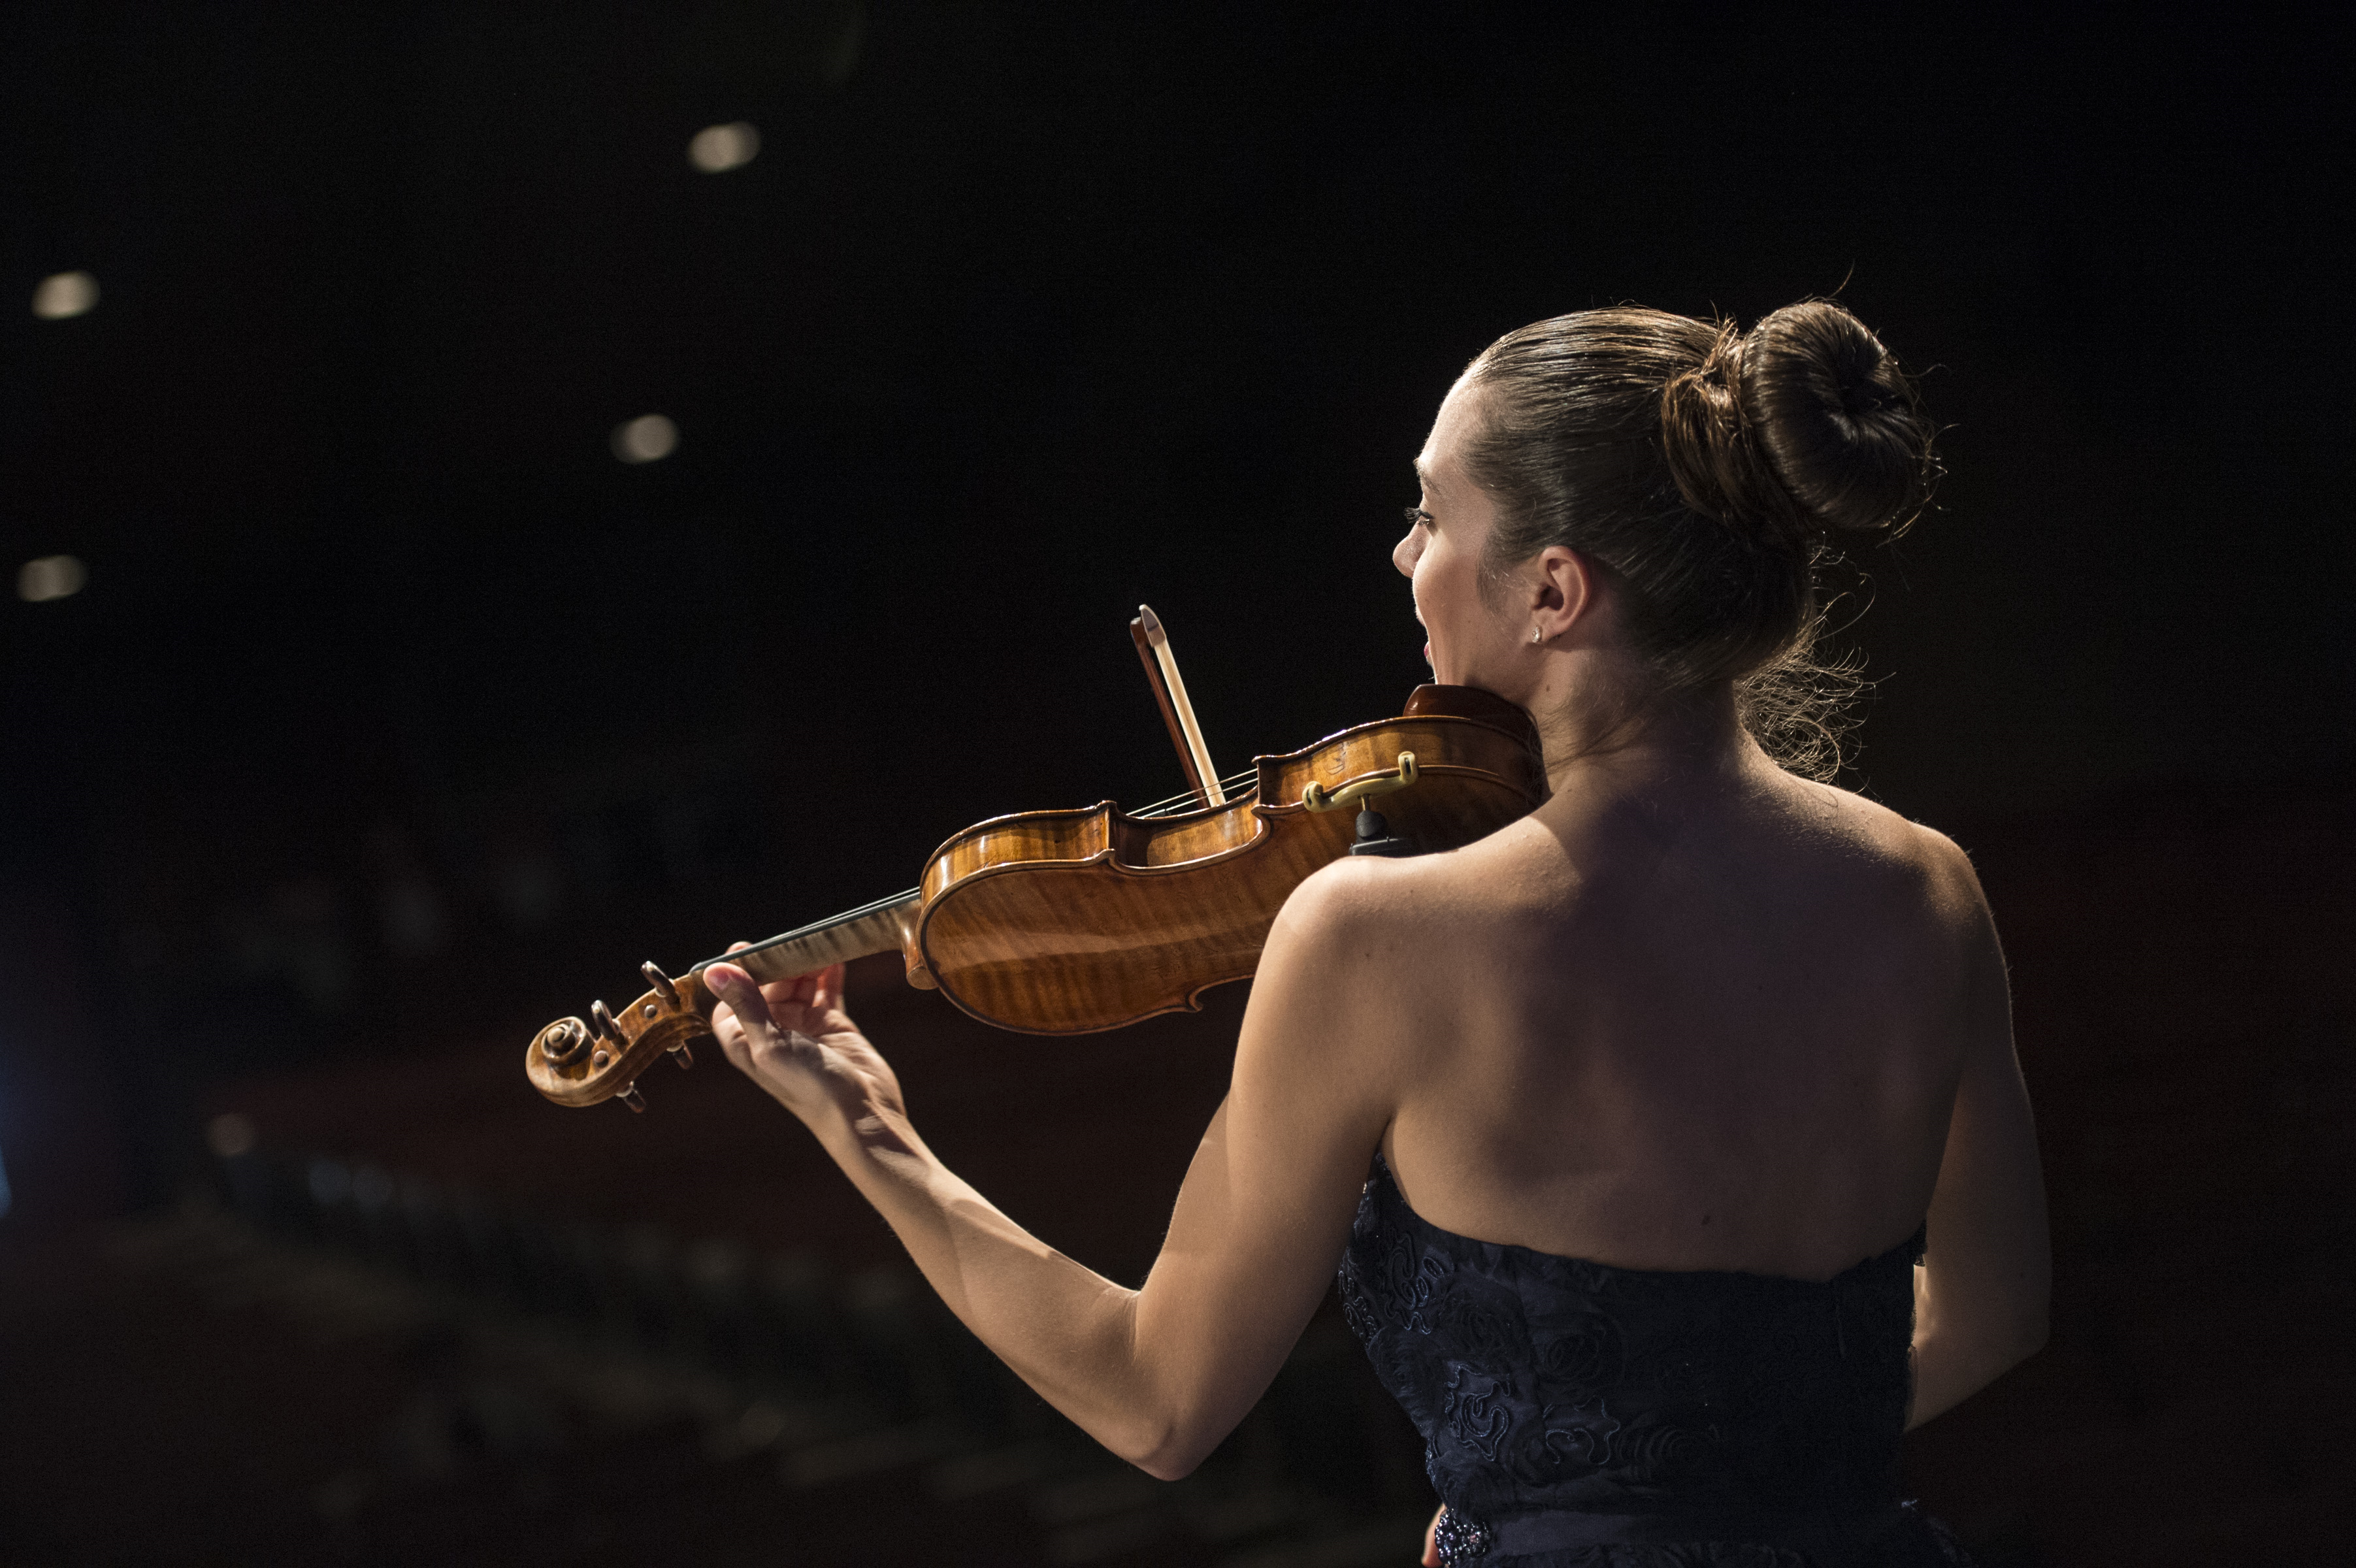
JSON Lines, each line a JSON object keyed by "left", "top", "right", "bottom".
{"left": 1336, "top": 1158, "right": 1971, "bottom": 1567}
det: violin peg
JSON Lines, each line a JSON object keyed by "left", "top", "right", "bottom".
{"left": 591, "top": 999, "right": 621, "bottom": 1040}
{"left": 642, "top": 961, "right": 681, "bottom": 1007}
{"left": 617, "top": 1083, "right": 646, "bottom": 1113}
{"left": 669, "top": 1042, "right": 694, "bottom": 1070}
{"left": 592, "top": 1049, "right": 610, "bottom": 1070}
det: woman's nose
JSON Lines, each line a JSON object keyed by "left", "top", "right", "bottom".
{"left": 1392, "top": 528, "right": 1420, "bottom": 578}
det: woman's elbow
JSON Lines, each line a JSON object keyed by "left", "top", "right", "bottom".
{"left": 1123, "top": 1425, "right": 1212, "bottom": 1482}
{"left": 1114, "top": 1409, "right": 1221, "bottom": 1482}
{"left": 1132, "top": 1448, "right": 1201, "bottom": 1484}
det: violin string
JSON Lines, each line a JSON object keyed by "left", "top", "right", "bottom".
{"left": 1134, "top": 766, "right": 1259, "bottom": 820}
{"left": 1138, "top": 779, "right": 1228, "bottom": 819}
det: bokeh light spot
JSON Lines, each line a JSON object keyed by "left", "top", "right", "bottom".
{"left": 689, "top": 122, "right": 760, "bottom": 173}
{"left": 206, "top": 1112, "right": 258, "bottom": 1159}
{"left": 17, "top": 555, "right": 87, "bottom": 602}
{"left": 613, "top": 414, "right": 679, "bottom": 464}
{"left": 31, "top": 270, "right": 99, "bottom": 319}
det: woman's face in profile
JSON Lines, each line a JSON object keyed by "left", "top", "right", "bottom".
{"left": 1396, "top": 378, "right": 1523, "bottom": 694}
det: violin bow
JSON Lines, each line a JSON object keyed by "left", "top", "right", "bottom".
{"left": 1130, "top": 605, "right": 1225, "bottom": 808}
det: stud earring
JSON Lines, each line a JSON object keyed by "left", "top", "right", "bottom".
{"left": 1531, "top": 627, "right": 1544, "bottom": 644}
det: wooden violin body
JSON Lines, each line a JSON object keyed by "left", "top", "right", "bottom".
{"left": 527, "top": 684, "right": 1543, "bottom": 1109}
{"left": 917, "top": 683, "right": 1541, "bottom": 1032}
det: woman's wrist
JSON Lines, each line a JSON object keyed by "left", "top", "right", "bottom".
{"left": 811, "top": 1081, "right": 930, "bottom": 1172}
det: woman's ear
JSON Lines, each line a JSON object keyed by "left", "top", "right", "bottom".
{"left": 1530, "top": 546, "right": 1596, "bottom": 641}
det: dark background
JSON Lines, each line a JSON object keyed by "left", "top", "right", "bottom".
{"left": 1, "top": 5, "right": 2348, "bottom": 1565}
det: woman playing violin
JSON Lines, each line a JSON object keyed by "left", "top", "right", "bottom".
{"left": 702, "top": 299, "right": 2049, "bottom": 1567}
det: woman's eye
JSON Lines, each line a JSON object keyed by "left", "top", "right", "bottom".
{"left": 1404, "top": 506, "right": 1433, "bottom": 529}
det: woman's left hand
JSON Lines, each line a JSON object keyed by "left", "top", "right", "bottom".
{"left": 703, "top": 951, "right": 906, "bottom": 1133}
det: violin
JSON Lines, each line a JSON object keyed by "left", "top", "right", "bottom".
{"left": 525, "top": 610, "right": 1545, "bottom": 1112}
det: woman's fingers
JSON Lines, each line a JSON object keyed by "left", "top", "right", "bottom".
{"left": 704, "top": 962, "right": 776, "bottom": 1070}
{"left": 705, "top": 956, "right": 855, "bottom": 1082}
{"left": 719, "top": 943, "right": 763, "bottom": 1030}
{"left": 812, "top": 962, "right": 847, "bottom": 1016}
{"left": 704, "top": 960, "right": 848, "bottom": 1121}
{"left": 705, "top": 962, "right": 770, "bottom": 1024}
{"left": 713, "top": 943, "right": 842, "bottom": 1023}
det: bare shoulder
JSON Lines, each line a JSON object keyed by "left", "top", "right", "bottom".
{"left": 1230, "top": 850, "right": 1464, "bottom": 1112}
{"left": 1258, "top": 844, "right": 1512, "bottom": 1032}
{"left": 1266, "top": 845, "right": 1459, "bottom": 964}
{"left": 1780, "top": 774, "right": 1995, "bottom": 941}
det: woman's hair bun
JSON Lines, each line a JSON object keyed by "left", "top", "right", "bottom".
{"left": 1744, "top": 301, "right": 1935, "bottom": 536}
{"left": 1660, "top": 299, "right": 1935, "bottom": 546}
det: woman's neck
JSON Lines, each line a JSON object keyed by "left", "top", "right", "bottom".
{"left": 1528, "top": 663, "right": 1753, "bottom": 803}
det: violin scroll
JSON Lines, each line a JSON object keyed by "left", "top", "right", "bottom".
{"left": 537, "top": 1016, "right": 591, "bottom": 1066}
{"left": 525, "top": 963, "right": 718, "bottom": 1109}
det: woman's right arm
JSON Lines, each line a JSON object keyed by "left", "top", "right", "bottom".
{"left": 1908, "top": 834, "right": 2052, "bottom": 1429}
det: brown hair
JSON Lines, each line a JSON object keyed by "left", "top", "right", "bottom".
{"left": 1461, "top": 300, "right": 1937, "bottom": 777}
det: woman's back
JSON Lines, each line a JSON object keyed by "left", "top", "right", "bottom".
{"left": 1366, "top": 748, "right": 1986, "bottom": 1283}
{"left": 1331, "top": 743, "right": 2008, "bottom": 1564}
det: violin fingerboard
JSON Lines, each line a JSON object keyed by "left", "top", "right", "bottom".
{"left": 720, "top": 893, "right": 921, "bottom": 984}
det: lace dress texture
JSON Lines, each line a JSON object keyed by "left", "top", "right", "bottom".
{"left": 1336, "top": 1158, "right": 1972, "bottom": 1567}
